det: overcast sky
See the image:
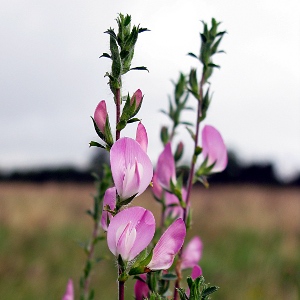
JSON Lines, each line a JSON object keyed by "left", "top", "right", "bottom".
{"left": 1, "top": 0, "right": 299, "bottom": 180}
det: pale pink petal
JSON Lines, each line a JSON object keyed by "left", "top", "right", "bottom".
{"left": 181, "top": 236, "right": 203, "bottom": 269}
{"left": 131, "top": 89, "right": 143, "bottom": 107}
{"left": 202, "top": 125, "right": 227, "bottom": 173}
{"left": 191, "top": 265, "right": 202, "bottom": 279}
{"left": 156, "top": 143, "right": 176, "bottom": 190}
{"left": 100, "top": 187, "right": 116, "bottom": 231}
{"left": 110, "top": 138, "right": 153, "bottom": 200}
{"left": 136, "top": 122, "right": 148, "bottom": 152}
{"left": 164, "top": 192, "right": 183, "bottom": 219}
{"left": 152, "top": 172, "right": 163, "bottom": 200}
{"left": 134, "top": 274, "right": 149, "bottom": 300}
{"left": 94, "top": 100, "right": 107, "bottom": 133}
{"left": 62, "top": 279, "right": 74, "bottom": 300}
{"left": 116, "top": 222, "right": 137, "bottom": 261}
{"left": 107, "top": 207, "right": 155, "bottom": 261}
{"left": 147, "top": 218, "right": 186, "bottom": 270}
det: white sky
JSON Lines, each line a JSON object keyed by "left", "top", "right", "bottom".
{"left": 1, "top": 0, "right": 300, "bottom": 180}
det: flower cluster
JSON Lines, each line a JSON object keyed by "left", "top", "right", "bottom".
{"left": 63, "top": 14, "right": 227, "bottom": 300}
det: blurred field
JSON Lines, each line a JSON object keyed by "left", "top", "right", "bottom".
{"left": 0, "top": 183, "right": 299, "bottom": 299}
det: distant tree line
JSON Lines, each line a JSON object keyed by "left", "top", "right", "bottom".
{"left": 1, "top": 150, "right": 300, "bottom": 186}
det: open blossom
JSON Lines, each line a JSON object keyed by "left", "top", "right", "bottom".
{"left": 136, "top": 122, "right": 148, "bottom": 152}
{"left": 100, "top": 187, "right": 116, "bottom": 231}
{"left": 155, "top": 142, "right": 176, "bottom": 190}
{"left": 134, "top": 274, "right": 149, "bottom": 300}
{"left": 147, "top": 218, "right": 186, "bottom": 270}
{"left": 110, "top": 137, "right": 153, "bottom": 200}
{"left": 181, "top": 236, "right": 203, "bottom": 269}
{"left": 107, "top": 207, "right": 155, "bottom": 261}
{"left": 94, "top": 100, "right": 108, "bottom": 133}
{"left": 62, "top": 279, "right": 74, "bottom": 300}
{"left": 201, "top": 125, "right": 227, "bottom": 173}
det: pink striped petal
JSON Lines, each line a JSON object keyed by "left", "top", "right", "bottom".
{"left": 147, "top": 218, "right": 186, "bottom": 270}
{"left": 94, "top": 100, "right": 108, "bottom": 133}
{"left": 181, "top": 236, "right": 203, "bottom": 269}
{"left": 134, "top": 274, "right": 149, "bottom": 300}
{"left": 62, "top": 279, "right": 74, "bottom": 300}
{"left": 202, "top": 125, "right": 227, "bottom": 173}
{"left": 100, "top": 187, "right": 116, "bottom": 231}
{"left": 110, "top": 137, "right": 153, "bottom": 200}
{"left": 107, "top": 207, "right": 155, "bottom": 261}
{"left": 136, "top": 122, "right": 148, "bottom": 152}
{"left": 156, "top": 142, "right": 176, "bottom": 190}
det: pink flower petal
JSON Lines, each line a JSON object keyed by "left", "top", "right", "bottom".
{"left": 94, "top": 100, "right": 108, "bottom": 133}
{"left": 134, "top": 274, "right": 149, "bottom": 300}
{"left": 147, "top": 218, "right": 186, "bottom": 270}
{"left": 181, "top": 236, "right": 203, "bottom": 269}
{"left": 136, "top": 122, "right": 148, "bottom": 152}
{"left": 100, "top": 187, "right": 116, "bottom": 231}
{"left": 62, "top": 279, "right": 74, "bottom": 300}
{"left": 191, "top": 265, "right": 203, "bottom": 279}
{"left": 152, "top": 172, "right": 163, "bottom": 200}
{"left": 202, "top": 125, "right": 227, "bottom": 173}
{"left": 131, "top": 89, "right": 143, "bottom": 107}
{"left": 156, "top": 142, "right": 176, "bottom": 190}
{"left": 110, "top": 137, "right": 153, "bottom": 200}
{"left": 164, "top": 192, "right": 183, "bottom": 219}
{"left": 107, "top": 207, "right": 155, "bottom": 261}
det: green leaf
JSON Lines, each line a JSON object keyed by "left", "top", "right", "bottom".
{"left": 161, "top": 273, "right": 177, "bottom": 281}
{"left": 130, "top": 66, "right": 149, "bottom": 72}
{"left": 89, "top": 141, "right": 106, "bottom": 149}
{"left": 188, "top": 52, "right": 198, "bottom": 59}
{"left": 99, "top": 52, "right": 111, "bottom": 59}
{"left": 202, "top": 286, "right": 219, "bottom": 297}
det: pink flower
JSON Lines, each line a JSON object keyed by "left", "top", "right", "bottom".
{"left": 94, "top": 100, "right": 108, "bottom": 133}
{"left": 134, "top": 274, "right": 149, "bottom": 300}
{"left": 136, "top": 122, "right": 148, "bottom": 152}
{"left": 131, "top": 89, "right": 143, "bottom": 108}
{"left": 62, "top": 279, "right": 74, "bottom": 300}
{"left": 181, "top": 236, "right": 203, "bottom": 269}
{"left": 152, "top": 172, "right": 163, "bottom": 200}
{"left": 155, "top": 142, "right": 176, "bottom": 190}
{"left": 100, "top": 187, "right": 116, "bottom": 231}
{"left": 147, "top": 218, "right": 186, "bottom": 270}
{"left": 110, "top": 137, "right": 153, "bottom": 200}
{"left": 107, "top": 207, "right": 155, "bottom": 261}
{"left": 201, "top": 125, "right": 227, "bottom": 173}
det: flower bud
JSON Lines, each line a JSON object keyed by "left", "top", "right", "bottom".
{"left": 94, "top": 100, "right": 108, "bottom": 133}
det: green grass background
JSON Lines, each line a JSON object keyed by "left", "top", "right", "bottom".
{"left": 0, "top": 183, "right": 299, "bottom": 299}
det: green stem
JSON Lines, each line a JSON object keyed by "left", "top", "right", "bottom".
{"left": 173, "top": 72, "right": 205, "bottom": 300}
{"left": 116, "top": 88, "right": 121, "bottom": 141}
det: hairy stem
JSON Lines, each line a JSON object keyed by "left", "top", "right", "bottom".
{"left": 116, "top": 88, "right": 121, "bottom": 141}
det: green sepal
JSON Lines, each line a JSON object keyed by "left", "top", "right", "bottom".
{"left": 127, "top": 117, "right": 141, "bottom": 124}
{"left": 116, "top": 120, "right": 127, "bottom": 131}
{"left": 116, "top": 193, "right": 138, "bottom": 210}
{"left": 187, "top": 52, "right": 198, "bottom": 60}
{"left": 189, "top": 68, "right": 199, "bottom": 98}
{"left": 91, "top": 116, "right": 106, "bottom": 141}
{"left": 128, "top": 248, "right": 154, "bottom": 275}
